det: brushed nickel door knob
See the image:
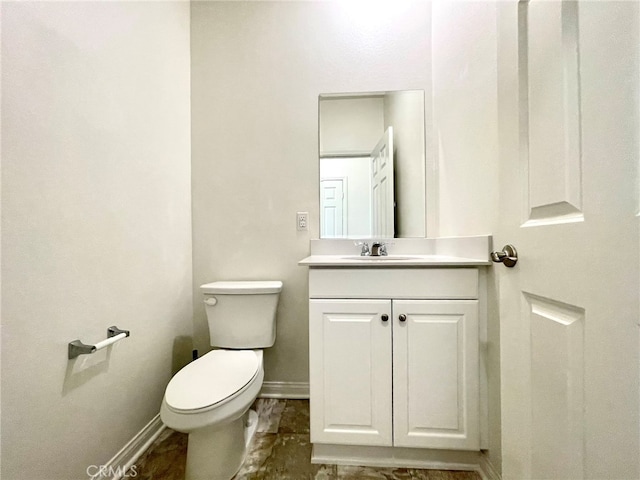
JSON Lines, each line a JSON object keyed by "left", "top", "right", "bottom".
{"left": 491, "top": 244, "right": 518, "bottom": 267}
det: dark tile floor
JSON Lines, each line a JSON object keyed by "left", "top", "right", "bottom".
{"left": 132, "top": 399, "right": 481, "bottom": 480}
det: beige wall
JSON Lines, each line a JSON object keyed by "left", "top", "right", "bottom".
{"left": 319, "top": 96, "right": 384, "bottom": 154}
{"left": 432, "top": 2, "right": 499, "bottom": 239}
{"left": 1, "top": 1, "right": 505, "bottom": 477}
{"left": 432, "top": 1, "right": 501, "bottom": 473}
{"left": 190, "top": 1, "right": 431, "bottom": 383}
{"left": 1, "top": 3, "right": 192, "bottom": 479}
{"left": 384, "top": 90, "right": 426, "bottom": 237}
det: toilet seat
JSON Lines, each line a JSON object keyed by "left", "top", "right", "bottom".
{"left": 165, "top": 350, "right": 260, "bottom": 413}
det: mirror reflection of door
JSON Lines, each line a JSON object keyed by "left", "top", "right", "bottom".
{"left": 319, "top": 128, "right": 394, "bottom": 238}
{"left": 371, "top": 127, "right": 394, "bottom": 237}
{"left": 320, "top": 156, "right": 372, "bottom": 237}
{"left": 320, "top": 178, "right": 347, "bottom": 237}
{"left": 318, "top": 91, "right": 425, "bottom": 239}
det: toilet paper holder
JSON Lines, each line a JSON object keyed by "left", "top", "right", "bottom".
{"left": 68, "top": 326, "right": 130, "bottom": 359}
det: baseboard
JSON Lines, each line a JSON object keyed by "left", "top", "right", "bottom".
{"left": 259, "top": 381, "right": 310, "bottom": 399}
{"left": 311, "top": 443, "right": 483, "bottom": 472}
{"left": 91, "top": 414, "right": 166, "bottom": 480}
{"left": 478, "top": 451, "right": 502, "bottom": 480}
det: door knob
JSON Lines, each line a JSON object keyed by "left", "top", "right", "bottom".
{"left": 399, "top": 314, "right": 407, "bottom": 322}
{"left": 491, "top": 244, "right": 518, "bottom": 267}
{"left": 381, "top": 314, "right": 389, "bottom": 322}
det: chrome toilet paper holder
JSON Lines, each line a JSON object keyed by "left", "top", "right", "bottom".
{"left": 68, "top": 326, "right": 130, "bottom": 360}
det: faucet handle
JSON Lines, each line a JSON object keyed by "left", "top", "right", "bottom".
{"left": 354, "top": 241, "right": 370, "bottom": 256}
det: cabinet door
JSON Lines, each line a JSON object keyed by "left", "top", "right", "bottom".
{"left": 393, "top": 300, "right": 479, "bottom": 450}
{"left": 309, "top": 299, "right": 392, "bottom": 446}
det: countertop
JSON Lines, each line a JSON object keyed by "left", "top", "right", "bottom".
{"left": 298, "top": 254, "right": 491, "bottom": 267}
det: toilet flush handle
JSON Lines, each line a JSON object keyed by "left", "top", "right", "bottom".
{"left": 204, "top": 297, "right": 218, "bottom": 306}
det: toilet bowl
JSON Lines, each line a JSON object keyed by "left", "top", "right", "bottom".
{"left": 160, "top": 279, "right": 282, "bottom": 480}
{"left": 161, "top": 349, "right": 264, "bottom": 480}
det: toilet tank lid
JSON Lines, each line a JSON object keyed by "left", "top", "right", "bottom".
{"left": 200, "top": 280, "right": 283, "bottom": 295}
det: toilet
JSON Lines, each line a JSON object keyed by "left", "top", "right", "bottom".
{"left": 160, "top": 280, "right": 283, "bottom": 480}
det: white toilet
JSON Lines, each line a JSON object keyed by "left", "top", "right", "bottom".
{"left": 160, "top": 280, "right": 283, "bottom": 480}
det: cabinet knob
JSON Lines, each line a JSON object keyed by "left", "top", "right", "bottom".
{"left": 381, "top": 314, "right": 389, "bottom": 322}
{"left": 399, "top": 314, "right": 407, "bottom": 322}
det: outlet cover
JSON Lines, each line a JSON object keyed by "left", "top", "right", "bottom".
{"left": 297, "top": 212, "right": 308, "bottom": 231}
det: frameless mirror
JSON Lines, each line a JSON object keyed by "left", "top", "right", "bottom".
{"left": 319, "top": 90, "right": 426, "bottom": 239}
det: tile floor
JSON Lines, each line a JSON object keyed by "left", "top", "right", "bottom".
{"left": 132, "top": 399, "right": 481, "bottom": 480}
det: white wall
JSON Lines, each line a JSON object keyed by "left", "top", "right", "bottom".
{"left": 432, "top": 2, "right": 498, "bottom": 238}
{"left": 384, "top": 90, "right": 426, "bottom": 237}
{"left": 190, "top": 1, "right": 430, "bottom": 384}
{"left": 319, "top": 97, "right": 384, "bottom": 154}
{"left": 1, "top": 3, "right": 192, "bottom": 479}
{"left": 431, "top": 1, "right": 501, "bottom": 474}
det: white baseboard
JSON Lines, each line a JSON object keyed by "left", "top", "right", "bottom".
{"left": 259, "top": 381, "right": 309, "bottom": 399}
{"left": 478, "top": 451, "right": 502, "bottom": 480}
{"left": 312, "top": 443, "right": 484, "bottom": 472}
{"left": 312, "top": 444, "right": 502, "bottom": 479}
{"left": 91, "top": 414, "right": 166, "bottom": 480}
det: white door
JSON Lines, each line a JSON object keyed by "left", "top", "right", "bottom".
{"left": 308, "top": 299, "right": 393, "bottom": 446}
{"left": 371, "top": 127, "right": 394, "bottom": 238}
{"left": 320, "top": 178, "right": 346, "bottom": 238}
{"left": 393, "top": 300, "right": 479, "bottom": 450}
{"left": 497, "top": 2, "right": 639, "bottom": 479}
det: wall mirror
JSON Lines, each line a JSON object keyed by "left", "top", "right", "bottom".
{"left": 319, "top": 90, "right": 426, "bottom": 239}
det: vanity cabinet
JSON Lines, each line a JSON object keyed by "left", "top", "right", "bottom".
{"left": 308, "top": 268, "right": 480, "bottom": 452}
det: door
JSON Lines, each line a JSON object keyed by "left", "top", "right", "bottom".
{"left": 320, "top": 178, "right": 347, "bottom": 237}
{"left": 393, "top": 300, "right": 479, "bottom": 450}
{"left": 496, "top": 2, "right": 639, "bottom": 479}
{"left": 308, "top": 299, "right": 392, "bottom": 446}
{"left": 371, "top": 127, "right": 394, "bottom": 238}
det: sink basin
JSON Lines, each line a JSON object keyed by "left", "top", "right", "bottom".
{"left": 342, "top": 255, "right": 421, "bottom": 261}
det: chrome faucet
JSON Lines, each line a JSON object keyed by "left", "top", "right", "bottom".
{"left": 370, "top": 242, "right": 387, "bottom": 256}
{"left": 355, "top": 241, "right": 388, "bottom": 256}
{"left": 357, "top": 242, "right": 370, "bottom": 256}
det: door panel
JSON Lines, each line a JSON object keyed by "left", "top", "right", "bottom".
{"left": 523, "top": 0, "right": 582, "bottom": 225}
{"left": 308, "top": 299, "right": 392, "bottom": 446}
{"left": 497, "top": 1, "right": 639, "bottom": 478}
{"left": 525, "top": 293, "right": 585, "bottom": 479}
{"left": 371, "top": 127, "right": 394, "bottom": 237}
{"left": 320, "top": 178, "right": 346, "bottom": 237}
{"left": 393, "top": 300, "right": 479, "bottom": 450}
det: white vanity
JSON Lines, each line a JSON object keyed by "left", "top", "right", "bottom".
{"left": 299, "top": 236, "right": 492, "bottom": 471}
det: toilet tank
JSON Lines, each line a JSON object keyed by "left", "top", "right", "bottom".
{"left": 200, "top": 281, "right": 283, "bottom": 348}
